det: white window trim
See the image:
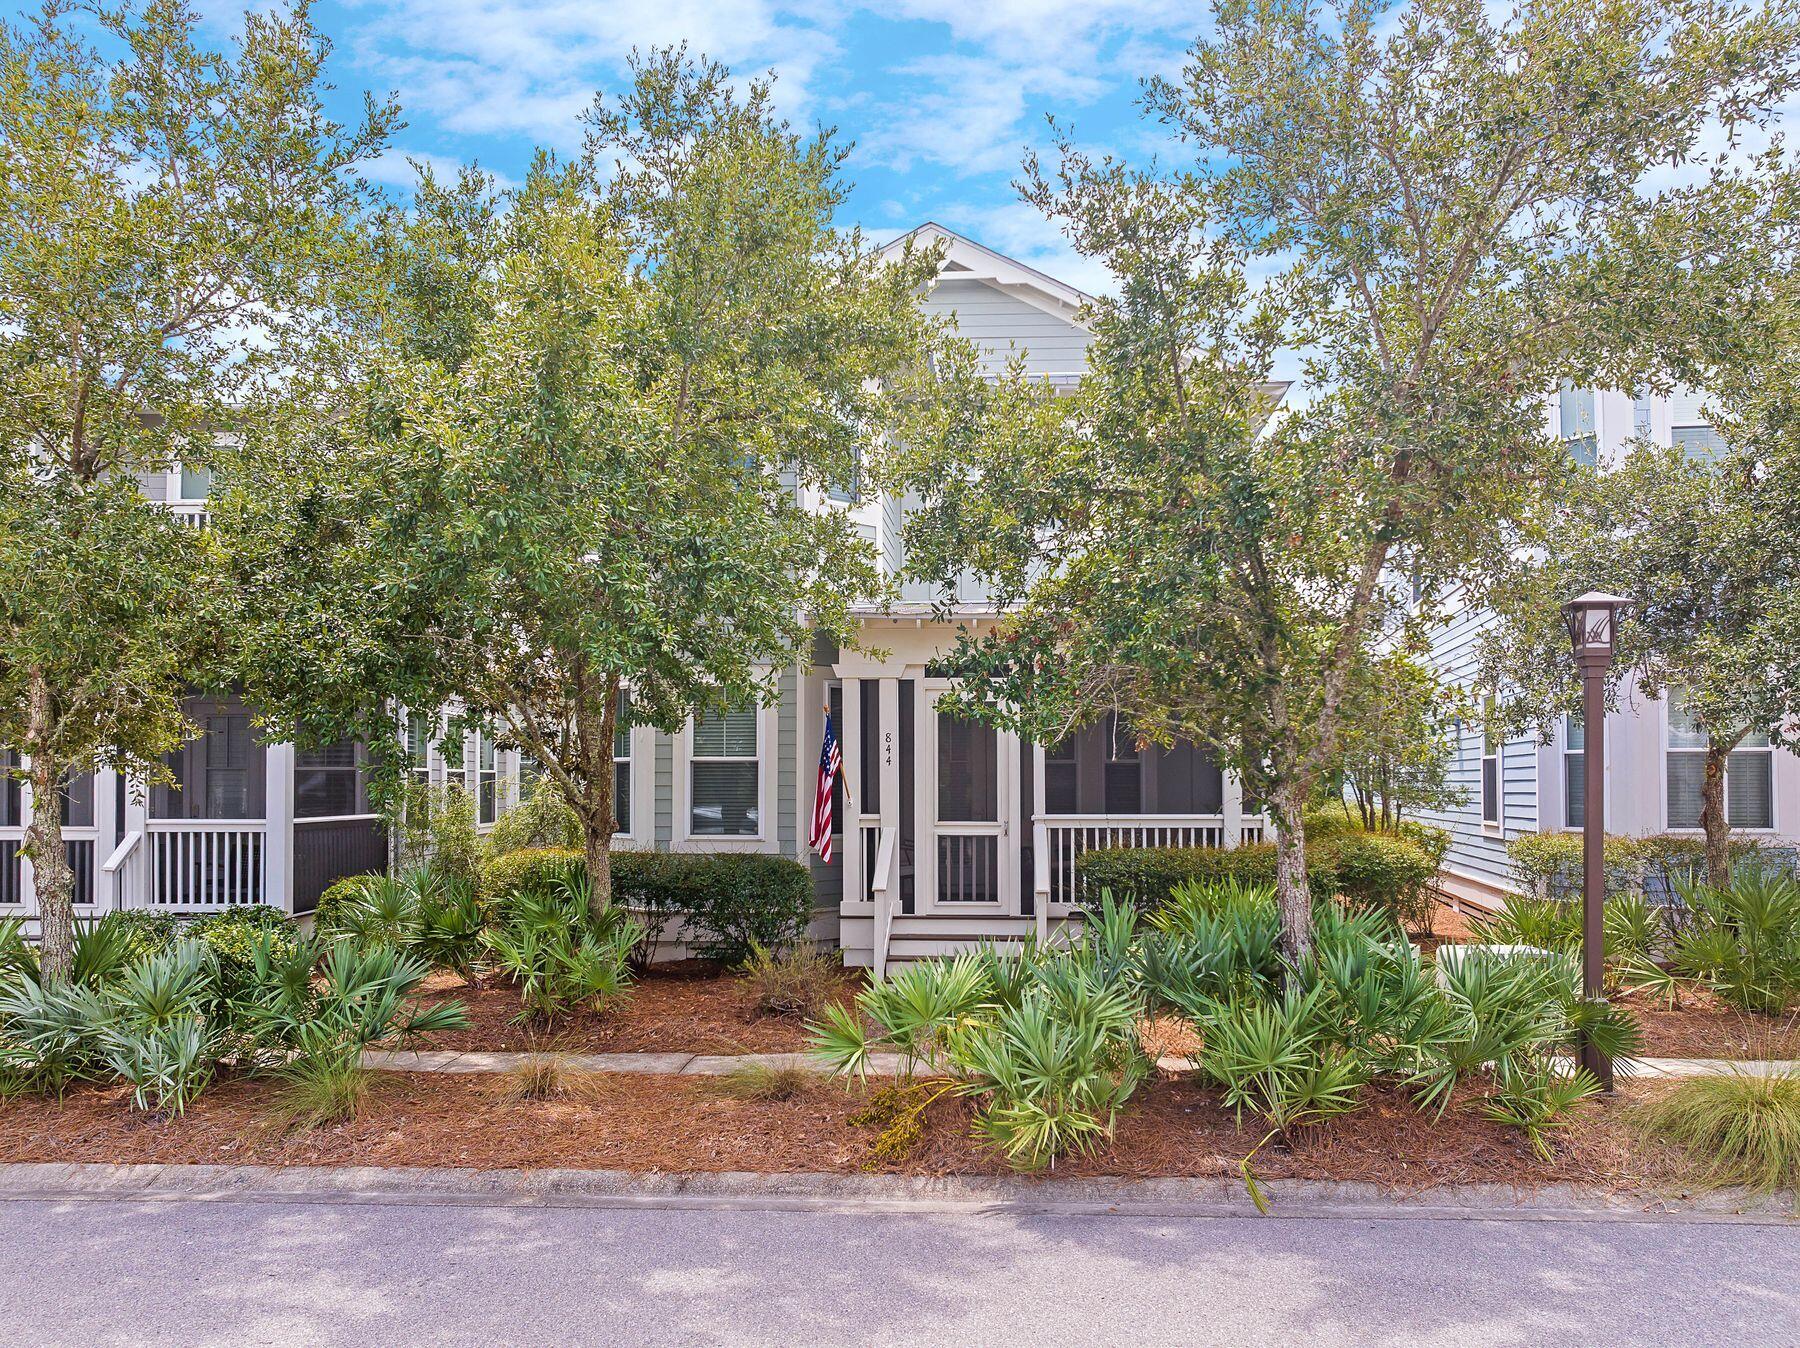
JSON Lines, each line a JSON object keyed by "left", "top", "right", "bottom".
{"left": 1560, "top": 714, "right": 1584, "bottom": 833}
{"left": 1479, "top": 723, "right": 1503, "bottom": 835}
{"left": 674, "top": 700, "right": 780, "bottom": 853}
{"left": 1660, "top": 695, "right": 1778, "bottom": 835}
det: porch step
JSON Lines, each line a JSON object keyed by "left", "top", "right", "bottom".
{"left": 887, "top": 914, "right": 1038, "bottom": 940}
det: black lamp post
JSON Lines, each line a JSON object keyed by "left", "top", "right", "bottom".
{"left": 1562, "top": 591, "right": 1629, "bottom": 1091}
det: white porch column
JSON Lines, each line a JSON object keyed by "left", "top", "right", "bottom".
{"left": 120, "top": 772, "right": 149, "bottom": 908}
{"left": 1032, "top": 740, "right": 1048, "bottom": 940}
{"left": 94, "top": 769, "right": 119, "bottom": 913}
{"left": 264, "top": 743, "right": 296, "bottom": 912}
{"left": 840, "top": 676, "right": 862, "bottom": 907}
{"left": 877, "top": 678, "right": 901, "bottom": 839}
{"left": 16, "top": 755, "right": 34, "bottom": 910}
{"left": 1221, "top": 769, "right": 1243, "bottom": 849}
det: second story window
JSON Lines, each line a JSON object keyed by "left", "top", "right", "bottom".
{"left": 1558, "top": 383, "right": 1597, "bottom": 467}
{"left": 1671, "top": 423, "right": 1728, "bottom": 460}
{"left": 177, "top": 463, "right": 212, "bottom": 501}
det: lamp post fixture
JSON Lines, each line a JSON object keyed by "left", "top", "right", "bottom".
{"left": 1563, "top": 591, "right": 1630, "bottom": 1092}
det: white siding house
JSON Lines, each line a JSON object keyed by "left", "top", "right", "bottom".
{"left": 1422, "top": 384, "right": 1800, "bottom": 910}
{"left": 2, "top": 224, "right": 1267, "bottom": 971}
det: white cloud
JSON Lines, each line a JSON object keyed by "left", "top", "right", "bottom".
{"left": 344, "top": 0, "right": 840, "bottom": 148}
{"left": 359, "top": 148, "right": 519, "bottom": 192}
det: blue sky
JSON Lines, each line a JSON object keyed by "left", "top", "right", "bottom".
{"left": 232, "top": 0, "right": 1206, "bottom": 296}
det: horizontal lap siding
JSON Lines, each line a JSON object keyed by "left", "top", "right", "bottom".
{"left": 1413, "top": 604, "right": 1538, "bottom": 897}
{"left": 919, "top": 280, "right": 1090, "bottom": 376}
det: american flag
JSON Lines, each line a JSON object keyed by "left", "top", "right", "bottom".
{"left": 808, "top": 709, "right": 842, "bottom": 863}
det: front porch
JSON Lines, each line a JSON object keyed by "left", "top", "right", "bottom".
{"left": 1, "top": 694, "right": 385, "bottom": 920}
{"left": 822, "top": 619, "right": 1264, "bottom": 974}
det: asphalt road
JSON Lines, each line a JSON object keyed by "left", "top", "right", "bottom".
{"left": 0, "top": 1195, "right": 1795, "bottom": 1347}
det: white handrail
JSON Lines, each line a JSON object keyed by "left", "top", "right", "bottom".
{"left": 871, "top": 827, "right": 897, "bottom": 979}
{"left": 1032, "top": 818, "right": 1050, "bottom": 945}
{"left": 101, "top": 830, "right": 142, "bottom": 874}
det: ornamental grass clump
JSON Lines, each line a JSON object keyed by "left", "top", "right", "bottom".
{"left": 1640, "top": 1068, "right": 1800, "bottom": 1196}
{"left": 737, "top": 941, "right": 843, "bottom": 1019}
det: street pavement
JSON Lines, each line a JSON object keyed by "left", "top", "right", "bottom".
{"left": 0, "top": 1192, "right": 1794, "bottom": 1346}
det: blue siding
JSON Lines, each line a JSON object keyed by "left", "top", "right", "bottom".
{"left": 1413, "top": 604, "right": 1537, "bottom": 896}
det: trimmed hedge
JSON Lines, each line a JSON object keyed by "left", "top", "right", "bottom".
{"left": 1507, "top": 831, "right": 1792, "bottom": 903}
{"left": 479, "top": 847, "right": 815, "bottom": 966}
{"left": 1075, "top": 841, "right": 1339, "bottom": 908}
{"left": 1075, "top": 825, "right": 1441, "bottom": 929}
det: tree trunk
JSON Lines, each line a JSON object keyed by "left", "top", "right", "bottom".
{"left": 1698, "top": 742, "right": 1731, "bottom": 890}
{"left": 1270, "top": 782, "right": 1313, "bottom": 970}
{"left": 21, "top": 673, "right": 75, "bottom": 985}
{"left": 568, "top": 668, "right": 620, "bottom": 923}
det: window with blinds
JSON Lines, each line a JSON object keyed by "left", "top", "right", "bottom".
{"left": 1563, "top": 714, "right": 1584, "bottom": 829}
{"left": 297, "top": 739, "right": 362, "bottom": 817}
{"left": 613, "top": 688, "right": 632, "bottom": 833}
{"left": 1667, "top": 689, "right": 1772, "bottom": 830}
{"left": 1480, "top": 700, "right": 1501, "bottom": 827}
{"left": 691, "top": 706, "right": 759, "bottom": 835}
{"left": 477, "top": 733, "right": 498, "bottom": 825}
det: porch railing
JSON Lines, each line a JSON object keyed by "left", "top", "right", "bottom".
{"left": 0, "top": 827, "right": 97, "bottom": 908}
{"left": 1038, "top": 814, "right": 1228, "bottom": 909}
{"left": 141, "top": 820, "right": 267, "bottom": 910}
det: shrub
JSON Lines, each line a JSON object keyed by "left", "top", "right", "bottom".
{"left": 1507, "top": 831, "right": 1779, "bottom": 905}
{"left": 415, "top": 875, "right": 486, "bottom": 982}
{"left": 99, "top": 1019, "right": 216, "bottom": 1116}
{"left": 1666, "top": 869, "right": 1800, "bottom": 1014}
{"left": 315, "top": 873, "right": 375, "bottom": 931}
{"left": 0, "top": 979, "right": 112, "bottom": 1095}
{"left": 1328, "top": 829, "right": 1438, "bottom": 931}
{"left": 98, "top": 909, "right": 178, "bottom": 963}
{"left": 389, "top": 783, "right": 480, "bottom": 886}
{"left": 317, "top": 874, "right": 421, "bottom": 948}
{"left": 482, "top": 781, "right": 581, "bottom": 857}
{"left": 1075, "top": 842, "right": 1340, "bottom": 910}
{"left": 482, "top": 878, "right": 641, "bottom": 1023}
{"left": 737, "top": 941, "right": 843, "bottom": 1019}
{"left": 478, "top": 847, "right": 584, "bottom": 904}
{"left": 1196, "top": 987, "right": 1371, "bottom": 1144}
{"left": 1640, "top": 1068, "right": 1800, "bottom": 1195}
{"left": 499, "top": 1051, "right": 611, "bottom": 1105}
{"left": 705, "top": 1061, "right": 812, "bottom": 1102}
{"left": 811, "top": 940, "right": 1148, "bottom": 1171}
{"left": 190, "top": 906, "right": 295, "bottom": 1002}
{"left": 480, "top": 848, "right": 815, "bottom": 967}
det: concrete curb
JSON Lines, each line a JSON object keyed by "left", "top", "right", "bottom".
{"left": 0, "top": 1161, "right": 1791, "bottom": 1224}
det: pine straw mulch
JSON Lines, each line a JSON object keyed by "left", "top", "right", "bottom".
{"left": 1613, "top": 991, "right": 1800, "bottom": 1061}
{"left": 411, "top": 961, "right": 864, "bottom": 1055}
{"left": 0, "top": 1068, "right": 1693, "bottom": 1196}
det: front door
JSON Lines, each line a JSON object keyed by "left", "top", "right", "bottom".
{"left": 921, "top": 685, "right": 1019, "bottom": 912}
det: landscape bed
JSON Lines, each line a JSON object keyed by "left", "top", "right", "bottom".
{"left": 0, "top": 1069, "right": 1694, "bottom": 1196}
{"left": 411, "top": 962, "right": 864, "bottom": 1055}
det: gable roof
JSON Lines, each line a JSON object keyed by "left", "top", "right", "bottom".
{"left": 879, "top": 222, "right": 1093, "bottom": 325}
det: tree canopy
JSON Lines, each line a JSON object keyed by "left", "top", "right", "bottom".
{"left": 895, "top": 0, "right": 1800, "bottom": 960}
{"left": 221, "top": 51, "right": 954, "bottom": 909}
{"left": 0, "top": 0, "right": 391, "bottom": 979}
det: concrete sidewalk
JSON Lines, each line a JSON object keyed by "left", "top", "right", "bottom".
{"left": 363, "top": 1046, "right": 1799, "bottom": 1080}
